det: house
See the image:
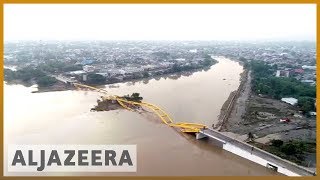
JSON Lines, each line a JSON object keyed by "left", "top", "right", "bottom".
{"left": 293, "top": 68, "right": 304, "bottom": 74}
{"left": 276, "top": 70, "right": 290, "bottom": 77}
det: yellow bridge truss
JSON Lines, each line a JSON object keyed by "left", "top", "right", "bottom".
{"left": 73, "top": 83, "right": 206, "bottom": 133}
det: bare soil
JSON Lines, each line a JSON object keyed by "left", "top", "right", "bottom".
{"left": 217, "top": 69, "right": 316, "bottom": 168}
{"left": 218, "top": 70, "right": 316, "bottom": 143}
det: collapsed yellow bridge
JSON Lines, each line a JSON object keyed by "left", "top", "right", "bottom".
{"left": 73, "top": 83, "right": 207, "bottom": 133}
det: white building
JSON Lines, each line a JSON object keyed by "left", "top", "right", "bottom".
{"left": 68, "top": 70, "right": 86, "bottom": 75}
{"left": 281, "top": 97, "right": 298, "bottom": 106}
{"left": 83, "top": 65, "right": 95, "bottom": 72}
{"left": 302, "top": 65, "right": 316, "bottom": 70}
{"left": 189, "top": 49, "right": 198, "bottom": 53}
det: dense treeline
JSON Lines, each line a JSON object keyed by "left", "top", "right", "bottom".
{"left": 254, "top": 76, "right": 316, "bottom": 99}
{"left": 4, "top": 61, "right": 82, "bottom": 87}
{"left": 4, "top": 67, "right": 57, "bottom": 87}
{"left": 85, "top": 73, "right": 106, "bottom": 85}
{"left": 5, "top": 67, "right": 45, "bottom": 82}
{"left": 36, "top": 76, "right": 58, "bottom": 87}
{"left": 170, "top": 55, "right": 217, "bottom": 73}
{"left": 269, "top": 139, "right": 316, "bottom": 165}
{"left": 248, "top": 61, "right": 316, "bottom": 113}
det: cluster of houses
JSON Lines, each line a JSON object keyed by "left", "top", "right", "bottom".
{"left": 275, "top": 65, "right": 316, "bottom": 86}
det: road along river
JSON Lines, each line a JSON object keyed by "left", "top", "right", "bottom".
{"left": 4, "top": 57, "right": 279, "bottom": 176}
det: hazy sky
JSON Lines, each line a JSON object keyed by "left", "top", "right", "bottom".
{"left": 4, "top": 4, "right": 316, "bottom": 41}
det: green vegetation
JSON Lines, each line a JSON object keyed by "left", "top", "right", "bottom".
{"left": 5, "top": 67, "right": 46, "bottom": 82}
{"left": 5, "top": 61, "right": 82, "bottom": 87}
{"left": 143, "top": 71, "right": 149, "bottom": 78}
{"left": 170, "top": 55, "right": 217, "bottom": 73}
{"left": 270, "top": 139, "right": 284, "bottom": 147}
{"left": 250, "top": 61, "right": 315, "bottom": 99}
{"left": 266, "top": 140, "right": 316, "bottom": 165}
{"left": 253, "top": 77, "right": 316, "bottom": 99}
{"left": 86, "top": 73, "right": 106, "bottom": 85}
{"left": 248, "top": 61, "right": 316, "bottom": 113}
{"left": 36, "top": 75, "right": 58, "bottom": 87}
{"left": 202, "top": 54, "right": 216, "bottom": 66}
{"left": 297, "top": 97, "right": 316, "bottom": 114}
{"left": 123, "top": 93, "right": 143, "bottom": 102}
{"left": 5, "top": 67, "right": 57, "bottom": 87}
{"left": 171, "top": 63, "right": 185, "bottom": 72}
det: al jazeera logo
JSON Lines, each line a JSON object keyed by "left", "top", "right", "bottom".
{"left": 7, "top": 145, "right": 137, "bottom": 172}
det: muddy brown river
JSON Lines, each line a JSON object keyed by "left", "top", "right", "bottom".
{"left": 4, "top": 57, "right": 278, "bottom": 176}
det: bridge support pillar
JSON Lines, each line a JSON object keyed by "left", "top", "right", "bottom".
{"left": 196, "top": 132, "right": 208, "bottom": 140}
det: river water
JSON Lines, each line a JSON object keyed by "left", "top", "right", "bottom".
{"left": 4, "top": 57, "right": 278, "bottom": 176}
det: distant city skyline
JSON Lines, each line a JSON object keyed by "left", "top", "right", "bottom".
{"left": 4, "top": 4, "right": 316, "bottom": 41}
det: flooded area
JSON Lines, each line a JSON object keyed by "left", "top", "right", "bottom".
{"left": 4, "top": 57, "right": 278, "bottom": 176}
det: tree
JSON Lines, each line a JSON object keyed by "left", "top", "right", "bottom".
{"left": 239, "top": 57, "right": 247, "bottom": 62}
{"left": 297, "top": 97, "right": 315, "bottom": 113}
{"left": 5, "top": 66, "right": 46, "bottom": 83}
{"left": 36, "top": 76, "right": 57, "bottom": 87}
{"left": 281, "top": 143, "right": 297, "bottom": 155}
{"left": 202, "top": 57, "right": 213, "bottom": 66}
{"left": 143, "top": 71, "right": 149, "bottom": 78}
{"left": 4, "top": 68, "right": 16, "bottom": 81}
{"left": 271, "top": 139, "right": 284, "bottom": 147}
{"left": 86, "top": 73, "right": 106, "bottom": 85}
{"left": 172, "top": 63, "right": 181, "bottom": 72}
{"left": 249, "top": 61, "right": 316, "bottom": 100}
{"left": 123, "top": 93, "right": 143, "bottom": 102}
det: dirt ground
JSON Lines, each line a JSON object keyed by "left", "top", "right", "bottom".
{"left": 220, "top": 70, "right": 316, "bottom": 143}
{"left": 222, "top": 92, "right": 316, "bottom": 143}
{"left": 218, "top": 70, "right": 316, "bottom": 168}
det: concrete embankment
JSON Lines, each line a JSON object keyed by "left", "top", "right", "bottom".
{"left": 216, "top": 69, "right": 249, "bottom": 129}
{"left": 198, "top": 128, "right": 316, "bottom": 176}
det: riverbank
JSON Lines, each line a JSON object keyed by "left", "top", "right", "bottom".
{"left": 215, "top": 68, "right": 249, "bottom": 130}
{"left": 4, "top": 79, "right": 74, "bottom": 93}
{"left": 216, "top": 60, "right": 316, "bottom": 169}
{"left": 100, "top": 66, "right": 210, "bottom": 88}
{"left": 32, "top": 81, "right": 76, "bottom": 93}
{"left": 6, "top": 62, "right": 214, "bottom": 94}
